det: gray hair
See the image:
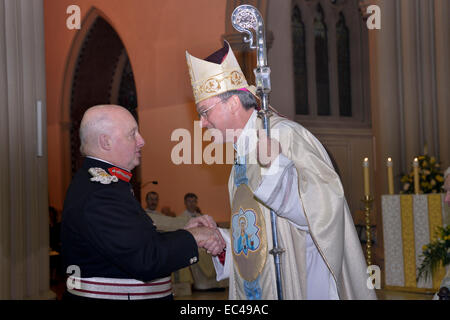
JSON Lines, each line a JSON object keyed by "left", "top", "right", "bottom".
{"left": 216, "top": 89, "right": 258, "bottom": 110}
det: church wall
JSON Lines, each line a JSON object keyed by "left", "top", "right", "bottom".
{"left": 44, "top": 0, "right": 232, "bottom": 222}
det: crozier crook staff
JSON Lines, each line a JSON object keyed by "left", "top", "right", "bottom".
{"left": 231, "top": 4, "right": 284, "bottom": 300}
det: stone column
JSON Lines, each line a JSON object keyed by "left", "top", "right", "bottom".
{"left": 400, "top": 0, "right": 448, "bottom": 166}
{"left": 434, "top": 0, "right": 450, "bottom": 168}
{"left": 399, "top": 0, "right": 421, "bottom": 171}
{"left": 415, "top": 0, "right": 439, "bottom": 159}
{"left": 0, "top": 0, "right": 54, "bottom": 299}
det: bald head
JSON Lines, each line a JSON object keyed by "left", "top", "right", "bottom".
{"left": 79, "top": 105, "right": 145, "bottom": 171}
{"left": 80, "top": 105, "right": 117, "bottom": 156}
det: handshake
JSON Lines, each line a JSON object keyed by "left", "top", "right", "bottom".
{"left": 183, "top": 215, "right": 226, "bottom": 256}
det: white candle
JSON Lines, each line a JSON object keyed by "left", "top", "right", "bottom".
{"left": 387, "top": 157, "right": 394, "bottom": 195}
{"left": 363, "top": 157, "right": 370, "bottom": 196}
{"left": 413, "top": 157, "right": 420, "bottom": 194}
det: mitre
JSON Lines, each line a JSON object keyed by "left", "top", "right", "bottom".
{"left": 186, "top": 41, "right": 255, "bottom": 104}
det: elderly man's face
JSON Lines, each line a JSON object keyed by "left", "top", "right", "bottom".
{"left": 444, "top": 175, "right": 450, "bottom": 207}
{"left": 110, "top": 110, "right": 145, "bottom": 171}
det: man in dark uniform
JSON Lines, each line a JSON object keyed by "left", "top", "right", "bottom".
{"left": 61, "top": 105, "right": 225, "bottom": 300}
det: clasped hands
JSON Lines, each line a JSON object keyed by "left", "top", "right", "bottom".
{"left": 184, "top": 215, "right": 225, "bottom": 256}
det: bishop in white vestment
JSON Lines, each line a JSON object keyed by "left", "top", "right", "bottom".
{"left": 186, "top": 41, "right": 377, "bottom": 300}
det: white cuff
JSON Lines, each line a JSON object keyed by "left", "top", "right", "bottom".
{"left": 212, "top": 228, "right": 231, "bottom": 281}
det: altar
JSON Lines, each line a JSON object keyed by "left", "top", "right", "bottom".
{"left": 382, "top": 193, "right": 449, "bottom": 291}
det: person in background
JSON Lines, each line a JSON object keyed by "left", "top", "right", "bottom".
{"left": 145, "top": 191, "right": 162, "bottom": 215}
{"left": 181, "top": 193, "right": 202, "bottom": 218}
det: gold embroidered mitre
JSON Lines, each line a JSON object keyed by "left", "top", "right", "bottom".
{"left": 186, "top": 41, "right": 251, "bottom": 104}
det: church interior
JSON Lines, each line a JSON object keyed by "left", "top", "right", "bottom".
{"left": 0, "top": 0, "right": 448, "bottom": 300}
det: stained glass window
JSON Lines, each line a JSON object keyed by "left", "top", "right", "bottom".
{"left": 336, "top": 12, "right": 352, "bottom": 117}
{"left": 291, "top": 5, "right": 309, "bottom": 115}
{"left": 314, "top": 4, "right": 330, "bottom": 116}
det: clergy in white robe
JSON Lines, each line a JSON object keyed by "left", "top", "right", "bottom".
{"left": 186, "top": 41, "right": 377, "bottom": 300}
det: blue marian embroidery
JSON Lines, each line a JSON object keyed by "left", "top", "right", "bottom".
{"left": 232, "top": 208, "right": 260, "bottom": 256}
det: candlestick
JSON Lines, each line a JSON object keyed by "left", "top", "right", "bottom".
{"left": 361, "top": 195, "right": 373, "bottom": 266}
{"left": 413, "top": 157, "right": 420, "bottom": 194}
{"left": 387, "top": 157, "right": 394, "bottom": 195}
{"left": 363, "top": 158, "right": 370, "bottom": 196}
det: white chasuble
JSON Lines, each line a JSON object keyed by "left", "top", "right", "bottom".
{"left": 214, "top": 110, "right": 377, "bottom": 300}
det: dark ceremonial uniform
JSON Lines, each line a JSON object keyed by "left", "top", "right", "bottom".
{"left": 61, "top": 157, "right": 198, "bottom": 300}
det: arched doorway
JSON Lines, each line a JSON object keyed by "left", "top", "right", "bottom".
{"left": 69, "top": 15, "right": 141, "bottom": 201}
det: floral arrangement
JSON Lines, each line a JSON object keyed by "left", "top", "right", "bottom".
{"left": 400, "top": 154, "right": 445, "bottom": 194}
{"left": 417, "top": 225, "right": 450, "bottom": 281}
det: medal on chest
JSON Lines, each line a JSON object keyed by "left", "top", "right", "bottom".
{"left": 88, "top": 167, "right": 118, "bottom": 184}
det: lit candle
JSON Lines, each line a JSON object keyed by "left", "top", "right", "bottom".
{"left": 413, "top": 157, "right": 420, "bottom": 194}
{"left": 387, "top": 157, "right": 394, "bottom": 195}
{"left": 363, "top": 157, "right": 370, "bottom": 196}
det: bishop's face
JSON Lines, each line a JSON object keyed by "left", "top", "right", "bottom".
{"left": 197, "top": 96, "right": 236, "bottom": 144}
